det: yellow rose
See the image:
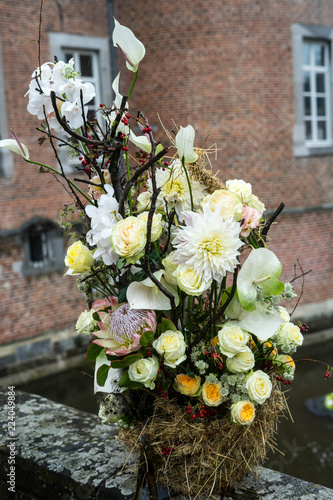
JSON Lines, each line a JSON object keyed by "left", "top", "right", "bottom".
{"left": 218, "top": 322, "right": 249, "bottom": 358}
{"left": 65, "top": 241, "right": 94, "bottom": 274}
{"left": 201, "top": 189, "right": 243, "bottom": 221}
{"left": 202, "top": 381, "right": 224, "bottom": 407}
{"left": 173, "top": 264, "right": 212, "bottom": 296}
{"left": 152, "top": 329, "right": 187, "bottom": 368}
{"left": 230, "top": 400, "right": 255, "bottom": 425}
{"left": 137, "top": 211, "right": 163, "bottom": 242}
{"left": 110, "top": 216, "right": 146, "bottom": 264}
{"left": 175, "top": 374, "right": 201, "bottom": 396}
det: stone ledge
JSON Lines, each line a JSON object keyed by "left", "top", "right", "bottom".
{"left": 1, "top": 390, "right": 333, "bottom": 499}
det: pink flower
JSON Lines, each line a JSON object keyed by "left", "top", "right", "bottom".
{"left": 91, "top": 297, "right": 116, "bottom": 312}
{"left": 93, "top": 303, "right": 156, "bottom": 356}
{"left": 240, "top": 206, "right": 262, "bottom": 237}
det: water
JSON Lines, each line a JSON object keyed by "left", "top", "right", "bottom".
{"left": 18, "top": 340, "right": 333, "bottom": 489}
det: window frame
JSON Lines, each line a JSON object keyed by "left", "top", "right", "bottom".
{"left": 49, "top": 33, "right": 112, "bottom": 172}
{"left": 292, "top": 24, "right": 333, "bottom": 157}
{"left": 0, "top": 34, "right": 14, "bottom": 177}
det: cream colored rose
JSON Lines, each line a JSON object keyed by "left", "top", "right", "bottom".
{"left": 173, "top": 264, "right": 212, "bottom": 296}
{"left": 65, "top": 241, "right": 94, "bottom": 274}
{"left": 111, "top": 216, "right": 146, "bottom": 263}
{"left": 137, "top": 211, "right": 163, "bottom": 242}
{"left": 247, "top": 194, "right": 265, "bottom": 213}
{"left": 277, "top": 306, "right": 290, "bottom": 323}
{"left": 201, "top": 189, "right": 243, "bottom": 221}
{"left": 163, "top": 251, "right": 178, "bottom": 286}
{"left": 275, "top": 322, "right": 304, "bottom": 353}
{"left": 245, "top": 370, "right": 272, "bottom": 404}
{"left": 202, "top": 380, "right": 224, "bottom": 407}
{"left": 152, "top": 329, "right": 187, "bottom": 368}
{"left": 136, "top": 191, "right": 151, "bottom": 213}
{"left": 226, "top": 179, "right": 252, "bottom": 203}
{"left": 175, "top": 374, "right": 201, "bottom": 396}
{"left": 218, "top": 322, "right": 249, "bottom": 358}
{"left": 226, "top": 346, "right": 255, "bottom": 373}
{"left": 230, "top": 400, "right": 255, "bottom": 425}
{"left": 128, "top": 356, "right": 159, "bottom": 390}
{"left": 76, "top": 310, "right": 95, "bottom": 335}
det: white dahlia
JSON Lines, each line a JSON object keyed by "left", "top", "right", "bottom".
{"left": 172, "top": 205, "right": 242, "bottom": 282}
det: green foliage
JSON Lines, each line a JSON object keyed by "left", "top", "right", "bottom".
{"left": 139, "top": 330, "right": 155, "bottom": 347}
{"left": 97, "top": 363, "right": 111, "bottom": 386}
{"left": 86, "top": 342, "right": 104, "bottom": 362}
{"left": 119, "top": 370, "right": 143, "bottom": 389}
{"left": 111, "top": 353, "right": 143, "bottom": 369}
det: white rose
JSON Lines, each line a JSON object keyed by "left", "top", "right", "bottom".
{"left": 245, "top": 370, "right": 272, "bottom": 404}
{"left": 75, "top": 310, "right": 95, "bottom": 335}
{"left": 152, "top": 329, "right": 187, "bottom": 368}
{"left": 275, "top": 322, "right": 304, "bottom": 353}
{"left": 247, "top": 194, "right": 265, "bottom": 213}
{"left": 128, "top": 356, "right": 159, "bottom": 390}
{"left": 173, "top": 264, "right": 212, "bottom": 296}
{"left": 201, "top": 189, "right": 243, "bottom": 221}
{"left": 226, "top": 346, "right": 255, "bottom": 373}
{"left": 277, "top": 306, "right": 290, "bottom": 323}
{"left": 137, "top": 211, "right": 163, "bottom": 242}
{"left": 111, "top": 216, "right": 146, "bottom": 263}
{"left": 137, "top": 191, "right": 151, "bottom": 213}
{"left": 163, "top": 251, "right": 178, "bottom": 286}
{"left": 226, "top": 179, "right": 252, "bottom": 203}
{"left": 230, "top": 400, "right": 255, "bottom": 425}
{"left": 218, "top": 322, "right": 249, "bottom": 358}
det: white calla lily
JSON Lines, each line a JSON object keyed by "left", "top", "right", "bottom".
{"left": 0, "top": 138, "right": 29, "bottom": 159}
{"left": 94, "top": 351, "right": 122, "bottom": 394}
{"left": 129, "top": 129, "right": 152, "bottom": 153}
{"left": 127, "top": 270, "right": 179, "bottom": 310}
{"left": 237, "top": 248, "right": 284, "bottom": 311}
{"left": 113, "top": 19, "right": 146, "bottom": 72}
{"left": 175, "top": 125, "right": 198, "bottom": 163}
{"left": 224, "top": 291, "right": 283, "bottom": 341}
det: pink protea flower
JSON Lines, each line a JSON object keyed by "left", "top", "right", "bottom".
{"left": 93, "top": 303, "right": 156, "bottom": 356}
{"left": 91, "top": 296, "right": 116, "bottom": 312}
{"left": 240, "top": 206, "right": 262, "bottom": 237}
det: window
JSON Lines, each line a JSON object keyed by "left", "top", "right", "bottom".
{"left": 292, "top": 24, "right": 333, "bottom": 156}
{"left": 21, "top": 218, "right": 65, "bottom": 276}
{"left": 0, "top": 34, "right": 13, "bottom": 177}
{"left": 49, "top": 33, "right": 112, "bottom": 172}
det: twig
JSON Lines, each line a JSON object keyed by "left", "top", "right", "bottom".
{"left": 290, "top": 260, "right": 307, "bottom": 316}
{"left": 261, "top": 202, "right": 285, "bottom": 239}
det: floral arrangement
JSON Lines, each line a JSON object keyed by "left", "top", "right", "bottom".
{"left": 1, "top": 17, "right": 332, "bottom": 499}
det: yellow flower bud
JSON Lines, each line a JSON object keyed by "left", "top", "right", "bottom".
{"left": 65, "top": 241, "right": 94, "bottom": 274}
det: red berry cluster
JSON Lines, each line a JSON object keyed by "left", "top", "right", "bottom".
{"left": 121, "top": 116, "right": 129, "bottom": 126}
{"left": 142, "top": 126, "right": 152, "bottom": 134}
{"left": 205, "top": 350, "right": 223, "bottom": 370}
{"left": 79, "top": 156, "right": 91, "bottom": 173}
{"left": 299, "top": 322, "right": 310, "bottom": 333}
{"left": 161, "top": 441, "right": 178, "bottom": 456}
{"left": 138, "top": 150, "right": 149, "bottom": 164}
{"left": 122, "top": 146, "right": 128, "bottom": 151}
{"left": 147, "top": 349, "right": 153, "bottom": 358}
{"left": 159, "top": 389, "right": 169, "bottom": 400}
{"left": 324, "top": 372, "right": 331, "bottom": 379}
{"left": 187, "top": 404, "right": 217, "bottom": 419}
{"left": 276, "top": 376, "right": 292, "bottom": 385}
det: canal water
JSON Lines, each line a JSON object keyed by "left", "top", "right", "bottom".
{"left": 18, "top": 338, "right": 333, "bottom": 489}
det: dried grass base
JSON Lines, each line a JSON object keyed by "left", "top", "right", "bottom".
{"left": 119, "top": 388, "right": 286, "bottom": 499}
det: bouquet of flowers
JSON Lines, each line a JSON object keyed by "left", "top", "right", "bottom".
{"left": 1, "top": 17, "right": 331, "bottom": 500}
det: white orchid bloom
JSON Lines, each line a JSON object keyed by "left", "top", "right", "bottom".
{"left": 0, "top": 138, "right": 29, "bottom": 159}
{"left": 175, "top": 125, "right": 198, "bottom": 163}
{"left": 127, "top": 270, "right": 179, "bottom": 310}
{"left": 112, "top": 19, "right": 146, "bottom": 72}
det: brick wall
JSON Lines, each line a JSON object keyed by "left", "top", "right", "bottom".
{"left": 0, "top": 0, "right": 332, "bottom": 345}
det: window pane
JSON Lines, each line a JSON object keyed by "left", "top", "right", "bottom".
{"left": 29, "top": 233, "right": 44, "bottom": 263}
{"left": 305, "top": 121, "right": 312, "bottom": 140}
{"left": 316, "top": 73, "right": 325, "bottom": 93}
{"left": 303, "top": 71, "right": 311, "bottom": 92}
{"left": 303, "top": 43, "right": 310, "bottom": 65}
{"left": 80, "top": 54, "right": 93, "bottom": 77}
{"left": 314, "top": 44, "right": 325, "bottom": 66}
{"left": 317, "top": 97, "right": 326, "bottom": 116}
{"left": 317, "top": 121, "right": 327, "bottom": 140}
{"left": 65, "top": 53, "right": 73, "bottom": 63}
{"left": 304, "top": 96, "right": 311, "bottom": 116}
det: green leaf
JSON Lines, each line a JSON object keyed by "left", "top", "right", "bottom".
{"left": 118, "top": 286, "right": 128, "bottom": 303}
{"left": 111, "top": 353, "right": 143, "bottom": 369}
{"left": 140, "top": 330, "right": 155, "bottom": 347}
{"left": 97, "top": 363, "right": 111, "bottom": 387}
{"left": 159, "top": 317, "right": 178, "bottom": 334}
{"left": 86, "top": 342, "right": 104, "bottom": 362}
{"left": 119, "top": 370, "right": 143, "bottom": 389}
{"left": 116, "top": 257, "right": 126, "bottom": 270}
{"left": 92, "top": 312, "right": 100, "bottom": 322}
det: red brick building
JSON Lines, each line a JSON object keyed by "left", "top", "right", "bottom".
{"left": 1, "top": 1, "right": 332, "bottom": 363}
